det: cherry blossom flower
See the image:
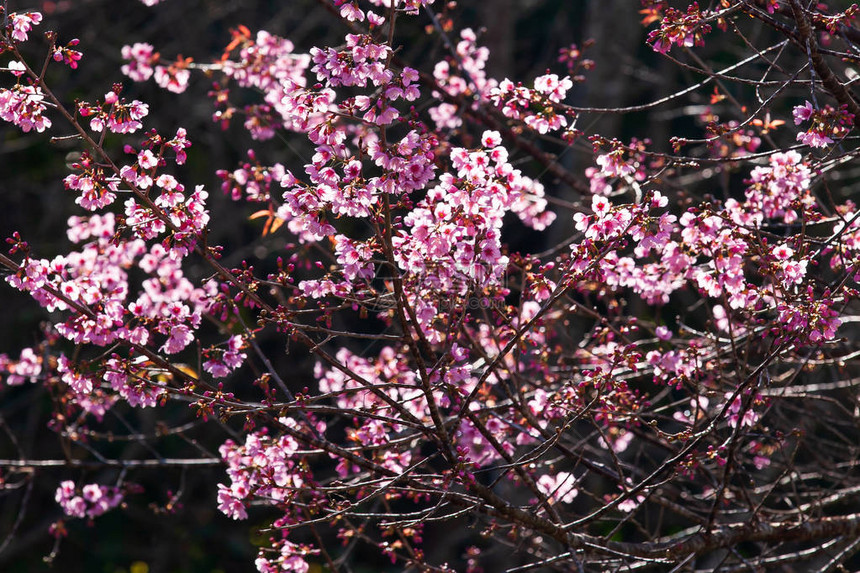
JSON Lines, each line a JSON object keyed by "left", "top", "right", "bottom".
{"left": 647, "top": 3, "right": 711, "bottom": 53}
{"left": 792, "top": 101, "right": 853, "bottom": 148}
{"left": 797, "top": 129, "right": 833, "bottom": 148}
{"left": 121, "top": 43, "right": 156, "bottom": 81}
{"left": 536, "top": 471, "right": 578, "bottom": 504}
{"left": 9, "top": 12, "right": 43, "bottom": 42}
{"left": 55, "top": 481, "right": 123, "bottom": 519}
{"left": 1, "top": 347, "right": 42, "bottom": 386}
{"left": 596, "top": 149, "right": 635, "bottom": 178}
{"left": 154, "top": 63, "right": 191, "bottom": 94}
{"left": 4, "top": 6, "right": 860, "bottom": 572}
{"left": 616, "top": 479, "right": 647, "bottom": 513}
{"left": 792, "top": 100, "right": 815, "bottom": 124}
{"left": 0, "top": 85, "right": 52, "bottom": 133}
{"left": 533, "top": 73, "right": 573, "bottom": 102}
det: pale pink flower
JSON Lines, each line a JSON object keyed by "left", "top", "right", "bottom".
{"left": 536, "top": 471, "right": 578, "bottom": 504}
{"left": 121, "top": 43, "right": 156, "bottom": 82}
{"left": 797, "top": 129, "right": 833, "bottom": 148}
{"left": 10, "top": 12, "right": 43, "bottom": 42}
{"left": 772, "top": 244, "right": 794, "bottom": 261}
{"left": 154, "top": 65, "right": 190, "bottom": 94}
{"left": 161, "top": 324, "right": 194, "bottom": 354}
{"left": 596, "top": 152, "right": 634, "bottom": 178}
{"left": 792, "top": 101, "right": 815, "bottom": 125}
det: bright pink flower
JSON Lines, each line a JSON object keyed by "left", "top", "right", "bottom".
{"left": 55, "top": 481, "right": 122, "bottom": 519}
{"left": 0, "top": 85, "right": 52, "bottom": 133}
{"left": 161, "top": 324, "right": 194, "bottom": 354}
{"left": 53, "top": 39, "right": 83, "bottom": 69}
{"left": 792, "top": 100, "right": 815, "bottom": 125}
{"left": 339, "top": 2, "right": 364, "bottom": 21}
{"left": 596, "top": 151, "right": 634, "bottom": 178}
{"left": 797, "top": 129, "right": 833, "bottom": 148}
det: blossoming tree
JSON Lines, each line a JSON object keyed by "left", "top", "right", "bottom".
{"left": 2, "top": 0, "right": 860, "bottom": 570}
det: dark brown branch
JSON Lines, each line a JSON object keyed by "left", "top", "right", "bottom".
{"left": 788, "top": 0, "right": 860, "bottom": 125}
{"left": 609, "top": 512, "right": 860, "bottom": 560}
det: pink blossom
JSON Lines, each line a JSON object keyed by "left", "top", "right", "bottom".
{"left": 9, "top": 12, "right": 43, "bottom": 42}
{"left": 617, "top": 479, "right": 647, "bottom": 513}
{"left": 0, "top": 85, "right": 52, "bottom": 133}
{"left": 55, "top": 481, "right": 122, "bottom": 519}
{"left": 2, "top": 347, "right": 42, "bottom": 386}
{"left": 591, "top": 194, "right": 611, "bottom": 217}
{"left": 673, "top": 396, "right": 709, "bottom": 425}
{"left": 797, "top": 129, "right": 833, "bottom": 148}
{"left": 791, "top": 101, "right": 852, "bottom": 148}
{"left": 87, "top": 96, "right": 150, "bottom": 134}
{"left": 255, "top": 540, "right": 312, "bottom": 573}
{"left": 154, "top": 65, "right": 191, "bottom": 94}
{"left": 596, "top": 151, "right": 634, "bottom": 178}
{"left": 655, "top": 326, "right": 672, "bottom": 341}
{"left": 217, "top": 485, "right": 248, "bottom": 520}
{"left": 7, "top": 60, "right": 26, "bottom": 77}
{"left": 533, "top": 73, "right": 572, "bottom": 102}
{"left": 647, "top": 3, "right": 711, "bottom": 53}
{"left": 138, "top": 149, "right": 158, "bottom": 170}
{"left": 167, "top": 128, "right": 191, "bottom": 164}
{"left": 161, "top": 324, "right": 194, "bottom": 354}
{"left": 121, "top": 43, "right": 156, "bottom": 82}
{"left": 792, "top": 101, "right": 815, "bottom": 125}
{"left": 536, "top": 472, "right": 578, "bottom": 504}
{"left": 53, "top": 39, "right": 83, "bottom": 69}
{"left": 726, "top": 392, "right": 760, "bottom": 429}
{"left": 771, "top": 244, "right": 794, "bottom": 261}
{"left": 339, "top": 2, "right": 365, "bottom": 22}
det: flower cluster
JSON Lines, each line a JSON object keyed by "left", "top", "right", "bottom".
{"left": 311, "top": 34, "right": 391, "bottom": 88}
{"left": 809, "top": 4, "right": 860, "bottom": 34}
{"left": 55, "top": 481, "right": 123, "bottom": 519}
{"left": 8, "top": 11, "right": 42, "bottom": 42}
{"left": 0, "top": 347, "right": 42, "bottom": 386}
{"left": 217, "top": 426, "right": 305, "bottom": 521}
{"left": 792, "top": 100, "right": 854, "bottom": 148}
{"left": 255, "top": 538, "right": 318, "bottom": 573}
{"left": 0, "top": 84, "right": 52, "bottom": 133}
{"left": 430, "top": 28, "right": 496, "bottom": 129}
{"left": 489, "top": 74, "right": 574, "bottom": 135}
{"left": 224, "top": 30, "right": 310, "bottom": 93}
{"left": 64, "top": 151, "right": 120, "bottom": 210}
{"left": 203, "top": 335, "right": 246, "bottom": 378}
{"left": 647, "top": 2, "right": 711, "bottom": 53}
{"left": 210, "top": 29, "right": 314, "bottom": 139}
{"left": 734, "top": 149, "right": 812, "bottom": 225}
{"left": 52, "top": 39, "right": 83, "bottom": 69}
{"left": 121, "top": 42, "right": 191, "bottom": 93}
{"left": 3, "top": 2, "right": 860, "bottom": 572}
{"left": 557, "top": 40, "right": 595, "bottom": 79}
{"left": 535, "top": 471, "right": 578, "bottom": 504}
{"left": 217, "top": 153, "right": 286, "bottom": 202}
{"left": 78, "top": 90, "right": 150, "bottom": 134}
